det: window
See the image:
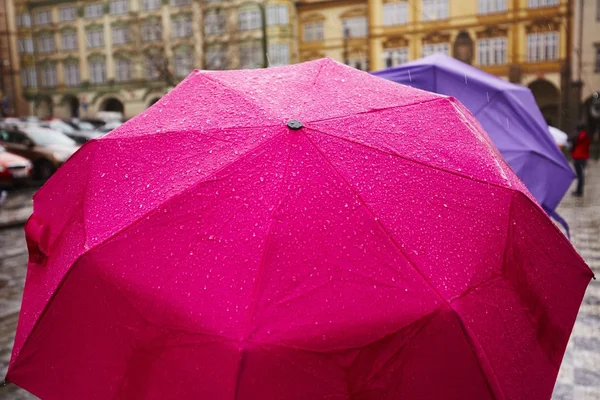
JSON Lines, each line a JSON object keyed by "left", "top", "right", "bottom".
{"left": 89, "top": 59, "right": 106, "bottom": 84}
{"left": 65, "top": 62, "right": 80, "bottom": 86}
{"left": 61, "top": 31, "right": 78, "bottom": 50}
{"left": 41, "top": 64, "right": 57, "bottom": 88}
{"left": 596, "top": 46, "right": 600, "bottom": 72}
{"left": 115, "top": 59, "right": 132, "bottom": 82}
{"left": 21, "top": 67, "right": 37, "bottom": 88}
{"left": 348, "top": 57, "right": 368, "bottom": 71}
{"left": 478, "top": 0, "right": 507, "bottom": 14}
{"left": 142, "top": 21, "right": 162, "bottom": 41}
{"left": 343, "top": 17, "right": 367, "bottom": 38}
{"left": 112, "top": 26, "right": 129, "bottom": 44}
{"left": 239, "top": 9, "right": 261, "bottom": 31}
{"left": 38, "top": 34, "right": 55, "bottom": 53}
{"left": 18, "top": 38, "right": 34, "bottom": 54}
{"left": 240, "top": 42, "right": 262, "bottom": 68}
{"left": 145, "top": 55, "right": 159, "bottom": 79}
{"left": 526, "top": 32, "right": 559, "bottom": 62}
{"left": 422, "top": 0, "right": 449, "bottom": 21}
{"left": 206, "top": 47, "right": 227, "bottom": 69}
{"left": 110, "top": 0, "right": 128, "bottom": 15}
{"left": 174, "top": 51, "right": 193, "bottom": 77}
{"left": 142, "top": 0, "right": 161, "bottom": 11}
{"left": 267, "top": 5, "right": 288, "bottom": 26}
{"left": 527, "top": 0, "right": 558, "bottom": 7}
{"left": 303, "top": 21, "right": 324, "bottom": 42}
{"left": 16, "top": 14, "right": 32, "bottom": 28}
{"left": 204, "top": 12, "right": 227, "bottom": 35}
{"left": 59, "top": 6, "right": 77, "bottom": 22}
{"left": 383, "top": 2, "right": 408, "bottom": 26}
{"left": 383, "top": 47, "right": 409, "bottom": 67}
{"left": 268, "top": 43, "right": 289, "bottom": 66}
{"left": 35, "top": 10, "right": 52, "bottom": 26}
{"left": 422, "top": 42, "right": 450, "bottom": 57}
{"left": 87, "top": 29, "right": 104, "bottom": 48}
{"left": 172, "top": 15, "right": 192, "bottom": 38}
{"left": 85, "top": 3, "right": 104, "bottom": 18}
{"left": 477, "top": 37, "right": 507, "bottom": 65}
{"left": 171, "top": 0, "right": 191, "bottom": 6}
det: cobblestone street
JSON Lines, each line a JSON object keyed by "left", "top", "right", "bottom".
{"left": 1, "top": 164, "right": 600, "bottom": 399}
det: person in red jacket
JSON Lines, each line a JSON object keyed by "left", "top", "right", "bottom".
{"left": 571, "top": 124, "right": 591, "bottom": 197}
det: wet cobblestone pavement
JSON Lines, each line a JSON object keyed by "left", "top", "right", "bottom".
{"left": 1, "top": 164, "right": 599, "bottom": 399}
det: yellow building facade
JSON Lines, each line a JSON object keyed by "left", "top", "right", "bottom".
{"left": 8, "top": 0, "right": 297, "bottom": 119}
{"left": 298, "top": 0, "right": 572, "bottom": 127}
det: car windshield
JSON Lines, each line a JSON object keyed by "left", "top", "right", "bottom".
{"left": 78, "top": 121, "right": 95, "bottom": 131}
{"left": 25, "top": 127, "right": 77, "bottom": 147}
{"left": 50, "top": 120, "right": 76, "bottom": 134}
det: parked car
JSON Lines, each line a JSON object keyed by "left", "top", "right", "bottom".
{"left": 40, "top": 119, "right": 104, "bottom": 144}
{"left": 98, "top": 120, "right": 123, "bottom": 133}
{"left": 0, "top": 144, "right": 32, "bottom": 187}
{"left": 0, "top": 125, "right": 79, "bottom": 180}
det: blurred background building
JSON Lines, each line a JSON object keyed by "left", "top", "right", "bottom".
{"left": 0, "top": 0, "right": 28, "bottom": 117}
{"left": 0, "top": 0, "right": 597, "bottom": 132}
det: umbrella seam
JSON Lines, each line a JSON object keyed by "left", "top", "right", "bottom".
{"left": 304, "top": 129, "right": 508, "bottom": 400}
{"left": 9, "top": 132, "right": 289, "bottom": 372}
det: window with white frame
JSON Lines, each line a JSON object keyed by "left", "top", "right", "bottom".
{"left": 112, "top": 26, "right": 129, "bottom": 44}
{"left": 268, "top": 43, "right": 289, "bottom": 66}
{"left": 267, "top": 5, "right": 288, "bottom": 26}
{"left": 204, "top": 12, "right": 227, "bottom": 35}
{"left": 145, "top": 55, "right": 159, "bottom": 79}
{"left": 422, "top": 42, "right": 450, "bottom": 57}
{"left": 61, "top": 31, "right": 78, "bottom": 50}
{"left": 174, "top": 51, "right": 193, "bottom": 77}
{"left": 422, "top": 0, "right": 449, "bottom": 21}
{"left": 239, "top": 9, "right": 261, "bottom": 31}
{"left": 85, "top": 3, "right": 104, "bottom": 18}
{"left": 89, "top": 58, "right": 106, "bottom": 83}
{"left": 87, "top": 28, "right": 104, "bottom": 48}
{"left": 110, "top": 0, "right": 128, "bottom": 15}
{"left": 59, "top": 6, "right": 77, "bottom": 21}
{"left": 240, "top": 42, "right": 262, "bottom": 68}
{"left": 142, "top": 0, "right": 161, "bottom": 11}
{"left": 527, "top": 0, "right": 558, "bottom": 7}
{"left": 478, "top": 0, "right": 507, "bottom": 14}
{"left": 171, "top": 0, "right": 191, "bottom": 6}
{"left": 206, "top": 47, "right": 227, "bottom": 69}
{"left": 383, "top": 47, "right": 409, "bottom": 67}
{"left": 18, "top": 38, "right": 34, "bottom": 54}
{"left": 142, "top": 21, "right": 162, "bottom": 41}
{"left": 303, "top": 21, "right": 324, "bottom": 42}
{"left": 115, "top": 59, "right": 132, "bottom": 82}
{"left": 477, "top": 37, "right": 507, "bottom": 65}
{"left": 41, "top": 64, "right": 57, "bottom": 88}
{"left": 65, "top": 62, "right": 80, "bottom": 86}
{"left": 383, "top": 2, "right": 408, "bottom": 26}
{"left": 35, "top": 10, "right": 52, "bottom": 26}
{"left": 16, "top": 14, "right": 32, "bottom": 28}
{"left": 21, "top": 66, "right": 37, "bottom": 88}
{"left": 343, "top": 17, "right": 367, "bottom": 37}
{"left": 172, "top": 15, "right": 192, "bottom": 38}
{"left": 526, "top": 31, "right": 559, "bottom": 62}
{"left": 37, "top": 34, "right": 55, "bottom": 53}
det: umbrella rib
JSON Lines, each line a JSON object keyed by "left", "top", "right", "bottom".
{"left": 302, "top": 131, "right": 505, "bottom": 400}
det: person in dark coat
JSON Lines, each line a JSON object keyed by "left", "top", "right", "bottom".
{"left": 570, "top": 124, "right": 591, "bottom": 197}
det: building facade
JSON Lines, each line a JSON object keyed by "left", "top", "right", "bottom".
{"left": 1, "top": 0, "right": 28, "bottom": 116}
{"left": 8, "top": 0, "right": 297, "bottom": 119}
{"left": 297, "top": 0, "right": 573, "bottom": 128}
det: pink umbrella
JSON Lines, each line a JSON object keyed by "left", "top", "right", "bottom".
{"left": 7, "top": 59, "right": 593, "bottom": 400}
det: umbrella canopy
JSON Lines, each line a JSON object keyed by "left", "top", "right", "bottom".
{"left": 549, "top": 126, "right": 569, "bottom": 147}
{"left": 8, "top": 58, "right": 592, "bottom": 400}
{"left": 372, "top": 53, "right": 574, "bottom": 214}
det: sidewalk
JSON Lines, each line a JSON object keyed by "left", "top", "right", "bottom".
{"left": 0, "top": 189, "right": 34, "bottom": 229}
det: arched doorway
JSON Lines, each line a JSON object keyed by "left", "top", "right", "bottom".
{"left": 453, "top": 31, "right": 474, "bottom": 65}
{"left": 528, "top": 79, "right": 560, "bottom": 127}
{"left": 34, "top": 95, "right": 53, "bottom": 119}
{"left": 100, "top": 97, "right": 125, "bottom": 113}
{"left": 63, "top": 95, "right": 80, "bottom": 118}
{"left": 148, "top": 97, "right": 161, "bottom": 108}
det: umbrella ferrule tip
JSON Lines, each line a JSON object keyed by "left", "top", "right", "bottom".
{"left": 287, "top": 120, "right": 303, "bottom": 130}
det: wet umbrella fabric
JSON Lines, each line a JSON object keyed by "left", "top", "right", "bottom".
{"left": 7, "top": 58, "right": 592, "bottom": 400}
{"left": 372, "top": 53, "right": 575, "bottom": 220}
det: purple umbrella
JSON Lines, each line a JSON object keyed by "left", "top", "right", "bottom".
{"left": 373, "top": 54, "right": 574, "bottom": 232}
